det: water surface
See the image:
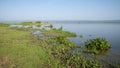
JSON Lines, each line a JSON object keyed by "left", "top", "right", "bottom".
{"left": 50, "top": 21, "right": 120, "bottom": 64}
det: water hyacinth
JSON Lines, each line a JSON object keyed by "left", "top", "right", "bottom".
{"left": 84, "top": 38, "right": 111, "bottom": 54}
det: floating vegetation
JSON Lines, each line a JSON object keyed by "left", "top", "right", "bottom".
{"left": 89, "top": 34, "right": 92, "bottom": 37}
{"left": 59, "top": 52, "right": 102, "bottom": 68}
{"left": 47, "top": 36, "right": 102, "bottom": 68}
{"left": 80, "top": 34, "right": 83, "bottom": 38}
{"left": 84, "top": 38, "right": 111, "bottom": 54}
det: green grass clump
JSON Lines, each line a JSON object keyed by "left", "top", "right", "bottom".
{"left": 0, "top": 27, "right": 63, "bottom": 68}
{"left": 49, "top": 36, "right": 76, "bottom": 53}
{"left": 41, "top": 27, "right": 76, "bottom": 37}
{"left": 84, "top": 38, "right": 111, "bottom": 54}
{"left": 35, "top": 21, "right": 41, "bottom": 27}
{"left": 0, "top": 23, "right": 9, "bottom": 27}
{"left": 21, "top": 22, "right": 33, "bottom": 26}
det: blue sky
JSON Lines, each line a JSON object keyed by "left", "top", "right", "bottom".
{"left": 0, "top": 0, "right": 120, "bottom": 21}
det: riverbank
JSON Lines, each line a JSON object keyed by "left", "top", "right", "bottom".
{"left": 0, "top": 23, "right": 119, "bottom": 68}
{"left": 0, "top": 25, "right": 64, "bottom": 68}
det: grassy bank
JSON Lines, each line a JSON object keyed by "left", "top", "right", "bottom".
{"left": 0, "top": 26, "right": 63, "bottom": 68}
{"left": 0, "top": 23, "right": 103, "bottom": 68}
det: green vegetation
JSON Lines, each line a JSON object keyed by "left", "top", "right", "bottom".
{"left": 59, "top": 52, "right": 102, "bottom": 68}
{"left": 0, "top": 23, "right": 10, "bottom": 27}
{"left": 49, "top": 36, "right": 76, "bottom": 53}
{"left": 21, "top": 22, "right": 33, "bottom": 26}
{"left": 89, "top": 34, "right": 92, "bottom": 37}
{"left": 1, "top": 23, "right": 117, "bottom": 68}
{"left": 109, "top": 63, "right": 120, "bottom": 68}
{"left": 35, "top": 21, "right": 41, "bottom": 27}
{"left": 49, "top": 24, "right": 53, "bottom": 29}
{"left": 45, "top": 36, "right": 102, "bottom": 68}
{"left": 80, "top": 35, "right": 83, "bottom": 38}
{"left": 41, "top": 27, "right": 76, "bottom": 37}
{"left": 84, "top": 38, "right": 111, "bottom": 54}
{"left": 0, "top": 25, "right": 63, "bottom": 68}
{"left": 21, "top": 21, "right": 42, "bottom": 27}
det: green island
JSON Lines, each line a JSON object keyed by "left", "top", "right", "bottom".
{"left": 0, "top": 22, "right": 119, "bottom": 68}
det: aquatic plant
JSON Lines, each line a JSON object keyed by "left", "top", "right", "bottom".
{"left": 80, "top": 35, "right": 83, "bottom": 38}
{"left": 58, "top": 52, "right": 102, "bottom": 68}
{"left": 89, "top": 34, "right": 92, "bottom": 37}
{"left": 84, "top": 38, "right": 111, "bottom": 54}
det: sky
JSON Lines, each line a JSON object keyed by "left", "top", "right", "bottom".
{"left": 0, "top": 0, "right": 120, "bottom": 21}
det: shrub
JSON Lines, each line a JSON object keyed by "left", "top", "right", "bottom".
{"left": 84, "top": 38, "right": 111, "bottom": 54}
{"left": 35, "top": 21, "right": 41, "bottom": 27}
{"left": 49, "top": 24, "right": 53, "bottom": 29}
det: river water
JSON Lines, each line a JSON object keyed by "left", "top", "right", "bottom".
{"left": 48, "top": 21, "right": 120, "bottom": 65}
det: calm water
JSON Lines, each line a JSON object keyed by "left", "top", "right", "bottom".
{"left": 49, "top": 21, "right": 120, "bottom": 64}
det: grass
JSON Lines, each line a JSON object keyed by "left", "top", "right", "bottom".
{"left": 35, "top": 21, "right": 41, "bottom": 27}
{"left": 0, "top": 23, "right": 9, "bottom": 27}
{"left": 0, "top": 26, "right": 63, "bottom": 68}
{"left": 84, "top": 38, "right": 111, "bottom": 54}
{"left": 41, "top": 27, "right": 77, "bottom": 37}
{"left": 21, "top": 22, "right": 33, "bottom": 26}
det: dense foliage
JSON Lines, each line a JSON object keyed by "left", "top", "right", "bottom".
{"left": 84, "top": 38, "right": 111, "bottom": 54}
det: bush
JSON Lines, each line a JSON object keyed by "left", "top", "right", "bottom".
{"left": 35, "top": 21, "right": 41, "bottom": 27}
{"left": 84, "top": 38, "right": 111, "bottom": 54}
{"left": 49, "top": 24, "right": 53, "bottom": 29}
